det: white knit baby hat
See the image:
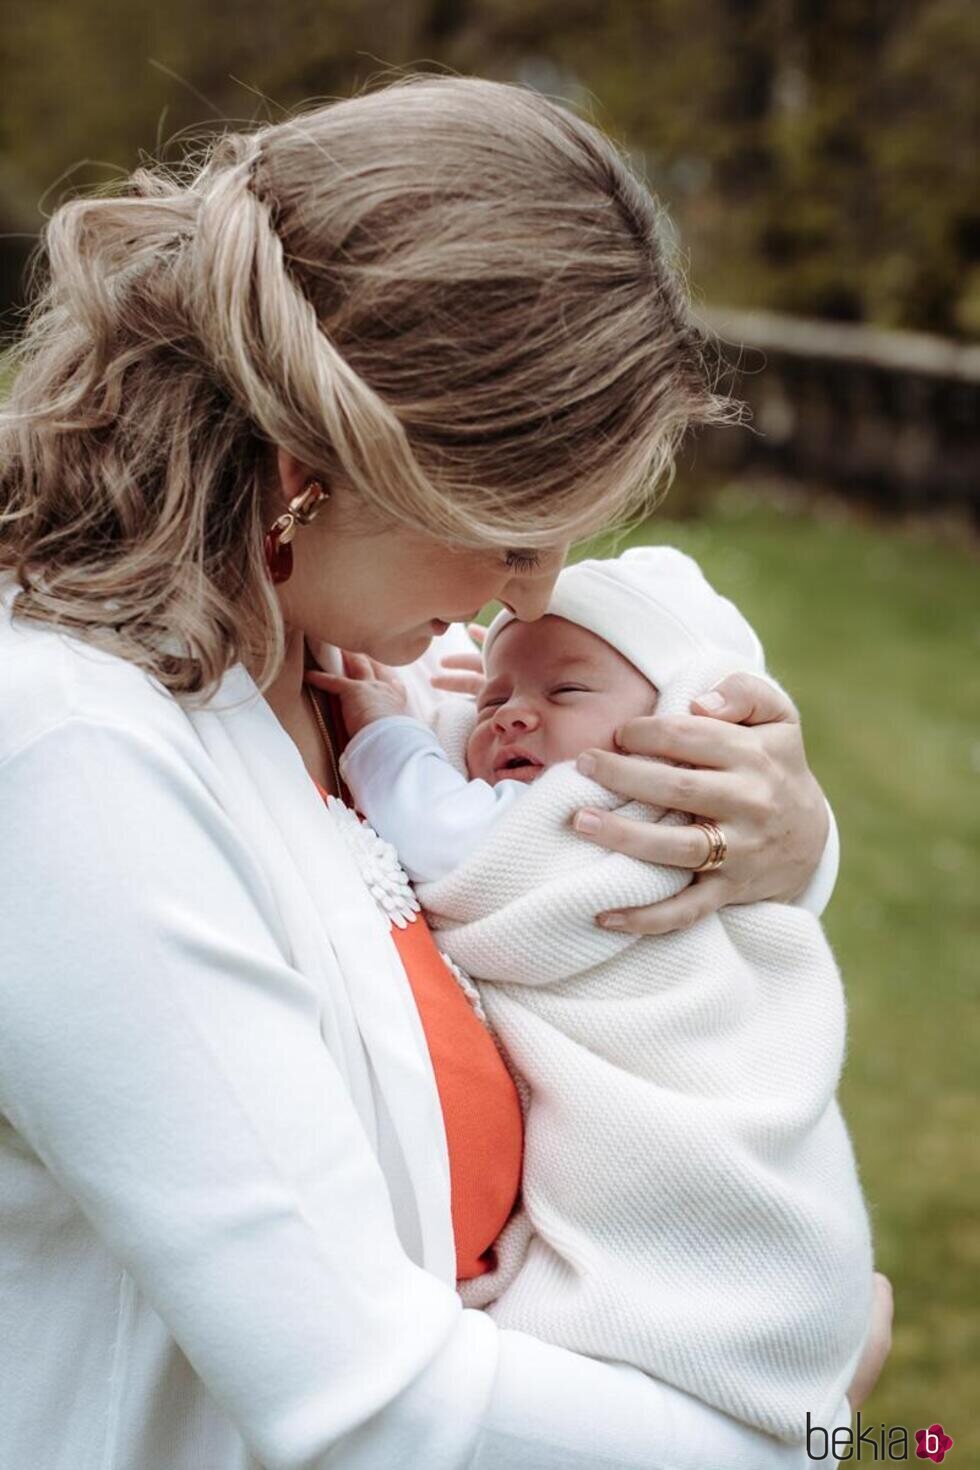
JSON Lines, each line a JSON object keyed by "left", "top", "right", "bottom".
{"left": 431, "top": 546, "right": 767, "bottom": 776}
{"left": 482, "top": 544, "right": 766, "bottom": 691}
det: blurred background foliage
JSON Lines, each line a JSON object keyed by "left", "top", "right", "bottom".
{"left": 0, "top": 0, "right": 978, "bottom": 337}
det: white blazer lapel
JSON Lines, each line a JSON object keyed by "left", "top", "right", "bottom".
{"left": 185, "top": 660, "right": 457, "bottom": 1286}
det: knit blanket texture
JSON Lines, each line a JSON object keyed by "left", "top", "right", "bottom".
{"left": 420, "top": 655, "right": 874, "bottom": 1444}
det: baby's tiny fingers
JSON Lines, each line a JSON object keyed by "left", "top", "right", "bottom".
{"left": 367, "top": 657, "right": 403, "bottom": 688}
{"left": 437, "top": 652, "right": 485, "bottom": 672}
{"left": 304, "top": 669, "right": 354, "bottom": 690}
{"left": 429, "top": 671, "right": 484, "bottom": 696}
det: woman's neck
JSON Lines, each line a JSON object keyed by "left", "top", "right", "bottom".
{"left": 257, "top": 624, "right": 310, "bottom": 730}
{"left": 255, "top": 624, "right": 345, "bottom": 798}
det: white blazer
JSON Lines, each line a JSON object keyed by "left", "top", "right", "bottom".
{"left": 0, "top": 574, "right": 848, "bottom": 1470}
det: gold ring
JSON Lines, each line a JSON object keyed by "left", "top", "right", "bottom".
{"left": 691, "top": 819, "right": 727, "bottom": 873}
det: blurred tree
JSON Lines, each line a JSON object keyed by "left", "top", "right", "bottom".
{"left": 869, "top": 0, "right": 980, "bottom": 336}
{"left": 0, "top": 0, "right": 975, "bottom": 337}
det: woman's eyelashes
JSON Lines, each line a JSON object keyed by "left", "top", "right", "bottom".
{"left": 503, "top": 549, "right": 541, "bottom": 573}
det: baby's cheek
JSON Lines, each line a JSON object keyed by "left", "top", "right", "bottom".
{"left": 466, "top": 726, "right": 491, "bottom": 781}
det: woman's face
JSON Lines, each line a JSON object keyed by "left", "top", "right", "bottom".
{"left": 274, "top": 453, "right": 570, "bottom": 664}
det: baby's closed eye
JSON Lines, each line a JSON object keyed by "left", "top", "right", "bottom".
{"left": 477, "top": 686, "right": 592, "bottom": 712}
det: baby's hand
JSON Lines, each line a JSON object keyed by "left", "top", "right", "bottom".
{"left": 304, "top": 654, "right": 409, "bottom": 738}
{"left": 428, "top": 622, "right": 487, "bottom": 698}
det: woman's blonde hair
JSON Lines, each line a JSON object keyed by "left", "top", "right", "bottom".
{"left": 0, "top": 72, "right": 740, "bottom": 706}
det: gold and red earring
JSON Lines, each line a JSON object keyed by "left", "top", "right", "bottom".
{"left": 263, "top": 479, "right": 330, "bottom": 584}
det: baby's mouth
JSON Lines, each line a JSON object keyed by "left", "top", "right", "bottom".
{"left": 493, "top": 751, "right": 544, "bottom": 781}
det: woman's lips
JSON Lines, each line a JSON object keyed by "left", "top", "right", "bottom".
{"left": 430, "top": 613, "right": 481, "bottom": 633}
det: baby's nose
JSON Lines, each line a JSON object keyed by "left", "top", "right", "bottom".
{"left": 494, "top": 704, "right": 539, "bottom": 732}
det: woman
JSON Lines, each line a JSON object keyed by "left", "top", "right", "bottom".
{"left": 0, "top": 74, "right": 889, "bottom": 1469}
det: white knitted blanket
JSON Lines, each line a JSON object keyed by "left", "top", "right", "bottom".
{"left": 420, "top": 656, "right": 874, "bottom": 1444}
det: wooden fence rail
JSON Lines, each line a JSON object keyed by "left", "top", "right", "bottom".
{"left": 693, "top": 308, "right": 979, "bottom": 517}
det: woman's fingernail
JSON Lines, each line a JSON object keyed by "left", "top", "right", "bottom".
{"left": 576, "top": 753, "right": 596, "bottom": 776}
{"left": 574, "top": 810, "right": 601, "bottom": 834}
{"left": 598, "top": 913, "right": 626, "bottom": 929}
{"left": 696, "top": 689, "right": 726, "bottom": 711}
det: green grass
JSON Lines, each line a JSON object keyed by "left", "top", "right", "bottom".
{"left": 571, "top": 484, "right": 979, "bottom": 1452}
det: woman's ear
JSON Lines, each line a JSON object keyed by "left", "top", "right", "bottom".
{"left": 275, "top": 446, "right": 318, "bottom": 503}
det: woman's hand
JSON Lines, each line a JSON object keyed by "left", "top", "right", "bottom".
{"left": 572, "top": 672, "right": 830, "bottom": 935}
{"left": 305, "top": 653, "right": 408, "bottom": 738}
{"left": 428, "top": 623, "right": 487, "bottom": 697}
{"left": 847, "top": 1273, "right": 894, "bottom": 1413}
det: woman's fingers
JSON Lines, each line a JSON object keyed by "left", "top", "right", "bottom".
{"left": 616, "top": 713, "right": 758, "bottom": 770}
{"left": 596, "top": 872, "right": 728, "bottom": 935}
{"left": 576, "top": 749, "right": 744, "bottom": 820}
{"left": 466, "top": 621, "right": 487, "bottom": 645}
{"left": 572, "top": 808, "right": 720, "bottom": 870}
{"left": 691, "top": 671, "right": 800, "bottom": 726}
{"left": 577, "top": 674, "right": 823, "bottom": 919}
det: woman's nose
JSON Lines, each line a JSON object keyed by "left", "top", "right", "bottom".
{"left": 500, "top": 571, "right": 561, "bottom": 623}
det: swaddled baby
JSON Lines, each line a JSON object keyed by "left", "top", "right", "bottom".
{"left": 329, "top": 546, "right": 875, "bottom": 1446}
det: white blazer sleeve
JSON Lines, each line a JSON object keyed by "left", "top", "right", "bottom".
{"left": 340, "top": 715, "right": 525, "bottom": 883}
{"left": 0, "top": 714, "right": 851, "bottom": 1469}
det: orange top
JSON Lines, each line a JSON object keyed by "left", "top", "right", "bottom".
{"left": 312, "top": 773, "right": 524, "bottom": 1280}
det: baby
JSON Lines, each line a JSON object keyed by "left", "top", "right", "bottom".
{"left": 324, "top": 546, "right": 875, "bottom": 1446}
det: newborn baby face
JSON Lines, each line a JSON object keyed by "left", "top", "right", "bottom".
{"left": 466, "top": 615, "right": 659, "bottom": 787}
